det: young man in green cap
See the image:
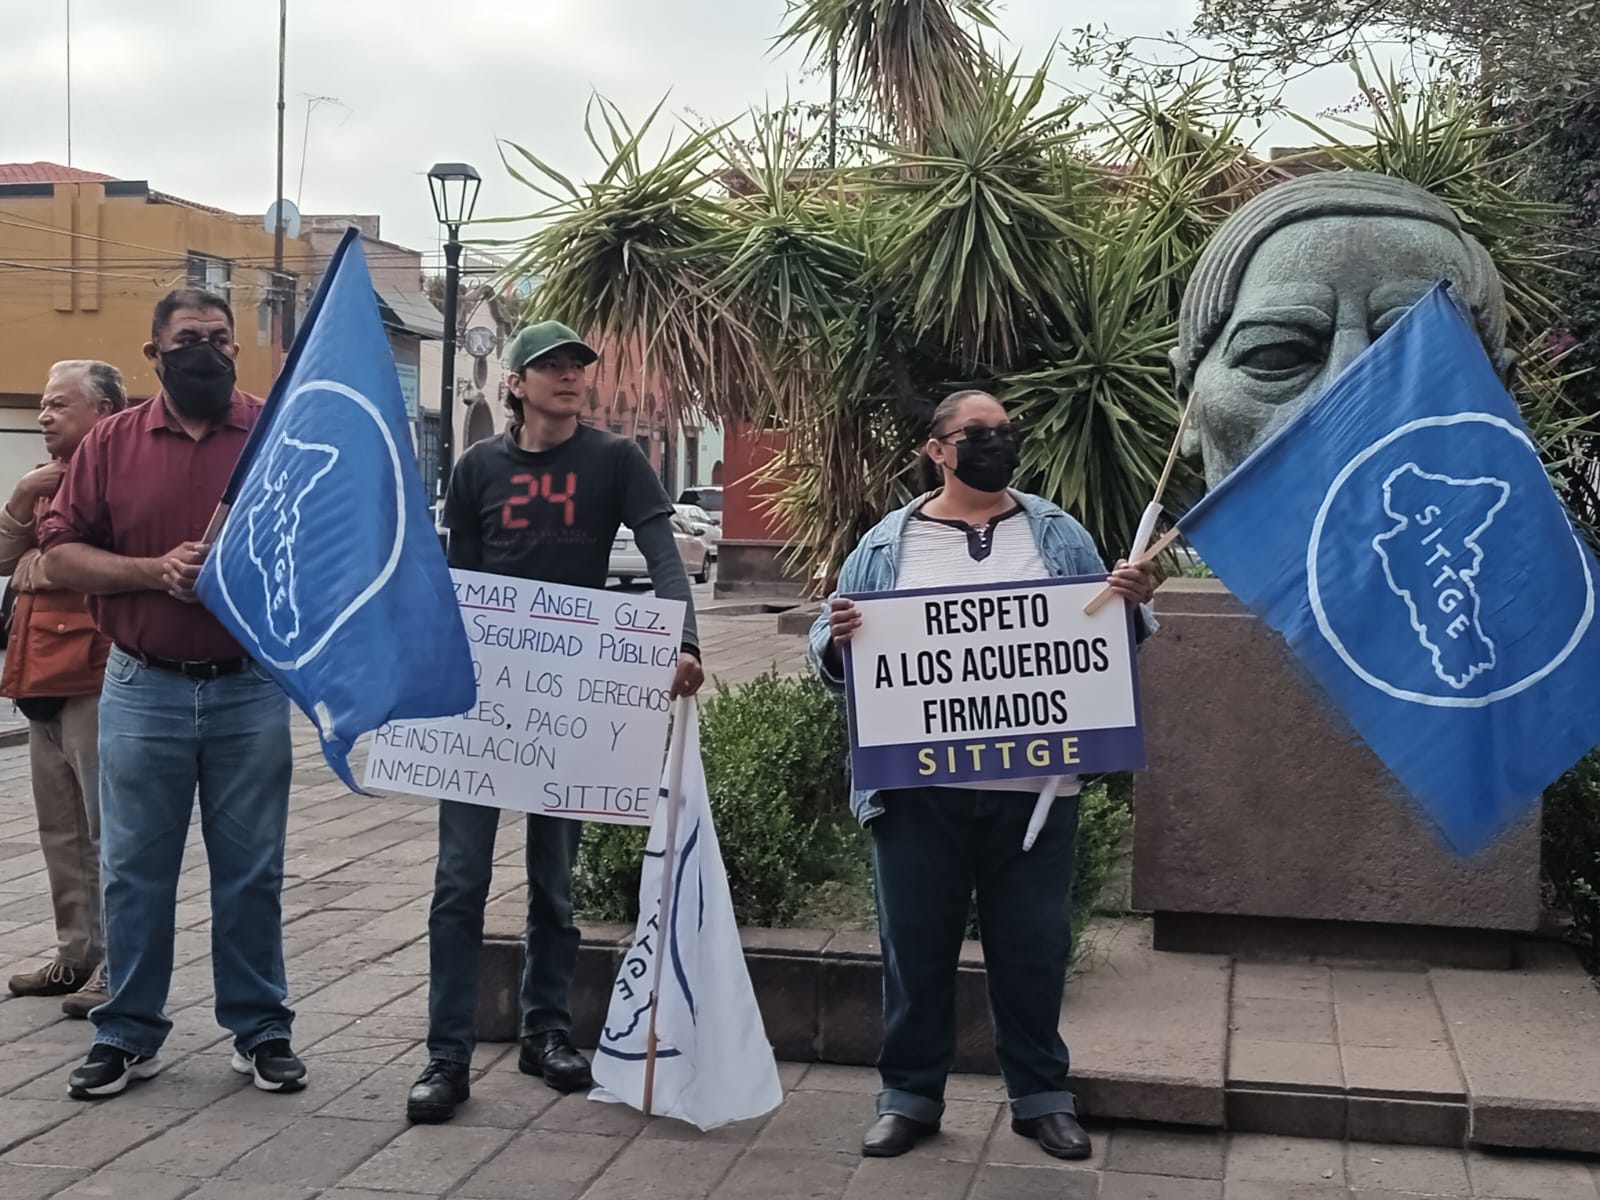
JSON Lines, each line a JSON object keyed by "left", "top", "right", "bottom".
{"left": 407, "top": 321, "right": 704, "bottom": 1124}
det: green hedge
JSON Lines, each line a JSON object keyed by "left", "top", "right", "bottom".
{"left": 575, "top": 668, "right": 1132, "bottom": 963}
{"left": 574, "top": 671, "right": 866, "bottom": 928}
{"left": 1544, "top": 750, "right": 1600, "bottom": 970}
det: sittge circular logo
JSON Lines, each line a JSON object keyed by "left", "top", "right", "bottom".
{"left": 213, "top": 380, "right": 407, "bottom": 672}
{"left": 1306, "top": 414, "right": 1594, "bottom": 708}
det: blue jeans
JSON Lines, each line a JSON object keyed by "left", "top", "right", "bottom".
{"left": 92, "top": 647, "right": 294, "bottom": 1058}
{"left": 426, "top": 801, "right": 582, "bottom": 1065}
{"left": 870, "top": 786, "right": 1080, "bottom": 1124}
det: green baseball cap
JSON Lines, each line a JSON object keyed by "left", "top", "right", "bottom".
{"left": 505, "top": 320, "right": 599, "bottom": 371}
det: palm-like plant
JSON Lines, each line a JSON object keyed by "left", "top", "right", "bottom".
{"left": 489, "top": 28, "right": 1579, "bottom": 583}
{"left": 496, "top": 97, "right": 760, "bottom": 424}
{"left": 871, "top": 62, "right": 1091, "bottom": 372}
{"left": 775, "top": 0, "right": 998, "bottom": 146}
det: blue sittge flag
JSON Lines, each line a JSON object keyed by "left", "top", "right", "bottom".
{"left": 1180, "top": 284, "right": 1600, "bottom": 855}
{"left": 196, "top": 227, "right": 475, "bottom": 789}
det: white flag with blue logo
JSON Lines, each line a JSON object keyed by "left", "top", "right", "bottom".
{"left": 1180, "top": 284, "right": 1600, "bottom": 854}
{"left": 196, "top": 228, "right": 475, "bottom": 788}
{"left": 590, "top": 704, "right": 784, "bottom": 1130}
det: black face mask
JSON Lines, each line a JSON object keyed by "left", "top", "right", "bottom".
{"left": 160, "top": 343, "right": 236, "bottom": 420}
{"left": 949, "top": 434, "right": 1019, "bottom": 493}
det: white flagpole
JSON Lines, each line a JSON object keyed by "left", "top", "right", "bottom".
{"left": 642, "top": 694, "right": 692, "bottom": 1117}
{"left": 1027, "top": 397, "right": 1195, "bottom": 850}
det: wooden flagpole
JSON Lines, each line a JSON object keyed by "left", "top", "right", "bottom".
{"left": 1082, "top": 396, "right": 1196, "bottom": 617}
{"left": 1023, "top": 398, "right": 1194, "bottom": 850}
{"left": 641, "top": 695, "right": 692, "bottom": 1117}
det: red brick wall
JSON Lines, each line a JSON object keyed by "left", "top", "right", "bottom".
{"left": 721, "top": 420, "right": 789, "bottom": 541}
{"left": 582, "top": 340, "right": 671, "bottom": 475}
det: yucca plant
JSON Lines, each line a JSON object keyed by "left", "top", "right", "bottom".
{"left": 870, "top": 61, "right": 1092, "bottom": 372}
{"left": 1004, "top": 202, "right": 1188, "bottom": 562}
{"left": 495, "top": 97, "right": 761, "bottom": 425}
{"left": 489, "top": 22, "right": 1585, "bottom": 587}
{"left": 775, "top": 0, "right": 999, "bottom": 146}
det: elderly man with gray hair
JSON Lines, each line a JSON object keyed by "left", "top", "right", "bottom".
{"left": 0, "top": 359, "right": 125, "bottom": 1017}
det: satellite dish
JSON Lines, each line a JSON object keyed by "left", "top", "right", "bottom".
{"left": 463, "top": 325, "right": 496, "bottom": 359}
{"left": 264, "top": 199, "right": 302, "bottom": 238}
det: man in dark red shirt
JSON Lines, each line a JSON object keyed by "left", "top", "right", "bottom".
{"left": 41, "top": 289, "right": 306, "bottom": 1101}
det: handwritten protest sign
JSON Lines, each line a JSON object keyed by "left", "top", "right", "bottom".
{"left": 843, "top": 577, "right": 1143, "bottom": 790}
{"left": 364, "top": 569, "right": 684, "bottom": 824}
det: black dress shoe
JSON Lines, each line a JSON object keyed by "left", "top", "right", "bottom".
{"left": 862, "top": 1113, "right": 939, "bottom": 1158}
{"left": 1012, "top": 1112, "right": 1092, "bottom": 1160}
{"left": 518, "top": 1031, "right": 594, "bottom": 1093}
{"left": 407, "top": 1059, "right": 470, "bottom": 1124}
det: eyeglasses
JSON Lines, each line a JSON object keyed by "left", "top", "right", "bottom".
{"left": 935, "top": 422, "right": 1016, "bottom": 446}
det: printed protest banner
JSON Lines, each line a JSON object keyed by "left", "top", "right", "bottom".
{"left": 363, "top": 569, "right": 684, "bottom": 824}
{"left": 843, "top": 577, "right": 1144, "bottom": 791}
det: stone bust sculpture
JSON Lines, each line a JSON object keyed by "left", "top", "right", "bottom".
{"left": 1173, "top": 171, "right": 1511, "bottom": 488}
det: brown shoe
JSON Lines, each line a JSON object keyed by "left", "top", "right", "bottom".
{"left": 8, "top": 959, "right": 88, "bottom": 998}
{"left": 61, "top": 963, "right": 108, "bottom": 1019}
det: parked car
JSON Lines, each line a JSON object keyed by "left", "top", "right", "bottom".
{"left": 609, "top": 513, "right": 712, "bottom": 587}
{"left": 673, "top": 503, "right": 720, "bottom": 560}
{"left": 676, "top": 486, "right": 723, "bottom": 526}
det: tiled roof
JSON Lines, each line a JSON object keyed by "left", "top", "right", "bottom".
{"left": 0, "top": 161, "right": 116, "bottom": 183}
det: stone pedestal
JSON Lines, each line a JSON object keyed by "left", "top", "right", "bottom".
{"left": 1130, "top": 580, "right": 1541, "bottom": 969}
{"left": 712, "top": 539, "right": 809, "bottom": 599}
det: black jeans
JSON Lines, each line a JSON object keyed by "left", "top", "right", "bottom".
{"left": 425, "top": 801, "right": 583, "bottom": 1065}
{"left": 870, "top": 785, "right": 1079, "bottom": 1123}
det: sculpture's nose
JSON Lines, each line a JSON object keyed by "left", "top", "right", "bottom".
{"left": 1324, "top": 326, "right": 1374, "bottom": 387}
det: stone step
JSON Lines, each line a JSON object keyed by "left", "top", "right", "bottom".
{"left": 476, "top": 908, "right": 1600, "bottom": 1154}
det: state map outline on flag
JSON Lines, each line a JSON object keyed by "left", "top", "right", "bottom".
{"left": 212, "top": 379, "right": 408, "bottom": 679}
{"left": 1371, "top": 462, "right": 1510, "bottom": 690}
{"left": 595, "top": 817, "right": 703, "bottom": 1064}
{"left": 246, "top": 435, "right": 339, "bottom": 648}
{"left": 1307, "top": 411, "right": 1596, "bottom": 709}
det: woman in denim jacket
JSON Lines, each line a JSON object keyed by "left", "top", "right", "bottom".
{"left": 809, "top": 390, "right": 1158, "bottom": 1161}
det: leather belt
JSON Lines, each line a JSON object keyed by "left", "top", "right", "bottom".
{"left": 114, "top": 644, "right": 248, "bottom": 680}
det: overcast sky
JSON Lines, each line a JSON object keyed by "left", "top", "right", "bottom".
{"left": 0, "top": 0, "right": 1371, "bottom": 269}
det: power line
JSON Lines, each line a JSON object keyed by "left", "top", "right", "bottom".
{"left": 0, "top": 223, "right": 513, "bottom": 272}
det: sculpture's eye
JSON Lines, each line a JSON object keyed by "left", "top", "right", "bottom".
{"left": 1235, "top": 341, "right": 1321, "bottom": 380}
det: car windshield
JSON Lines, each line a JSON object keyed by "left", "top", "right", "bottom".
{"left": 680, "top": 488, "right": 723, "bottom": 513}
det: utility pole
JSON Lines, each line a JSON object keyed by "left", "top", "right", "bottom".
{"left": 827, "top": 42, "right": 839, "bottom": 169}
{"left": 65, "top": 0, "right": 73, "bottom": 166}
{"left": 273, "top": 0, "right": 287, "bottom": 378}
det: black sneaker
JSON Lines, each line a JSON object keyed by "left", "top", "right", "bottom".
{"left": 407, "top": 1059, "right": 471, "bottom": 1124}
{"left": 518, "top": 1030, "right": 593, "bottom": 1093}
{"left": 230, "top": 1039, "right": 307, "bottom": 1093}
{"left": 67, "top": 1044, "right": 163, "bottom": 1100}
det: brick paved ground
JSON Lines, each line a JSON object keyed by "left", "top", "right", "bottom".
{"left": 1, "top": 594, "right": 1596, "bottom": 1198}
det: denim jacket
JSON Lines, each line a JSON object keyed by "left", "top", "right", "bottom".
{"left": 808, "top": 490, "right": 1157, "bottom": 826}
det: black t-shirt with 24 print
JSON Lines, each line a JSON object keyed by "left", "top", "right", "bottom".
{"left": 442, "top": 425, "right": 673, "bottom": 586}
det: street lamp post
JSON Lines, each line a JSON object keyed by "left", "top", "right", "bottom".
{"left": 426, "top": 162, "right": 482, "bottom": 510}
